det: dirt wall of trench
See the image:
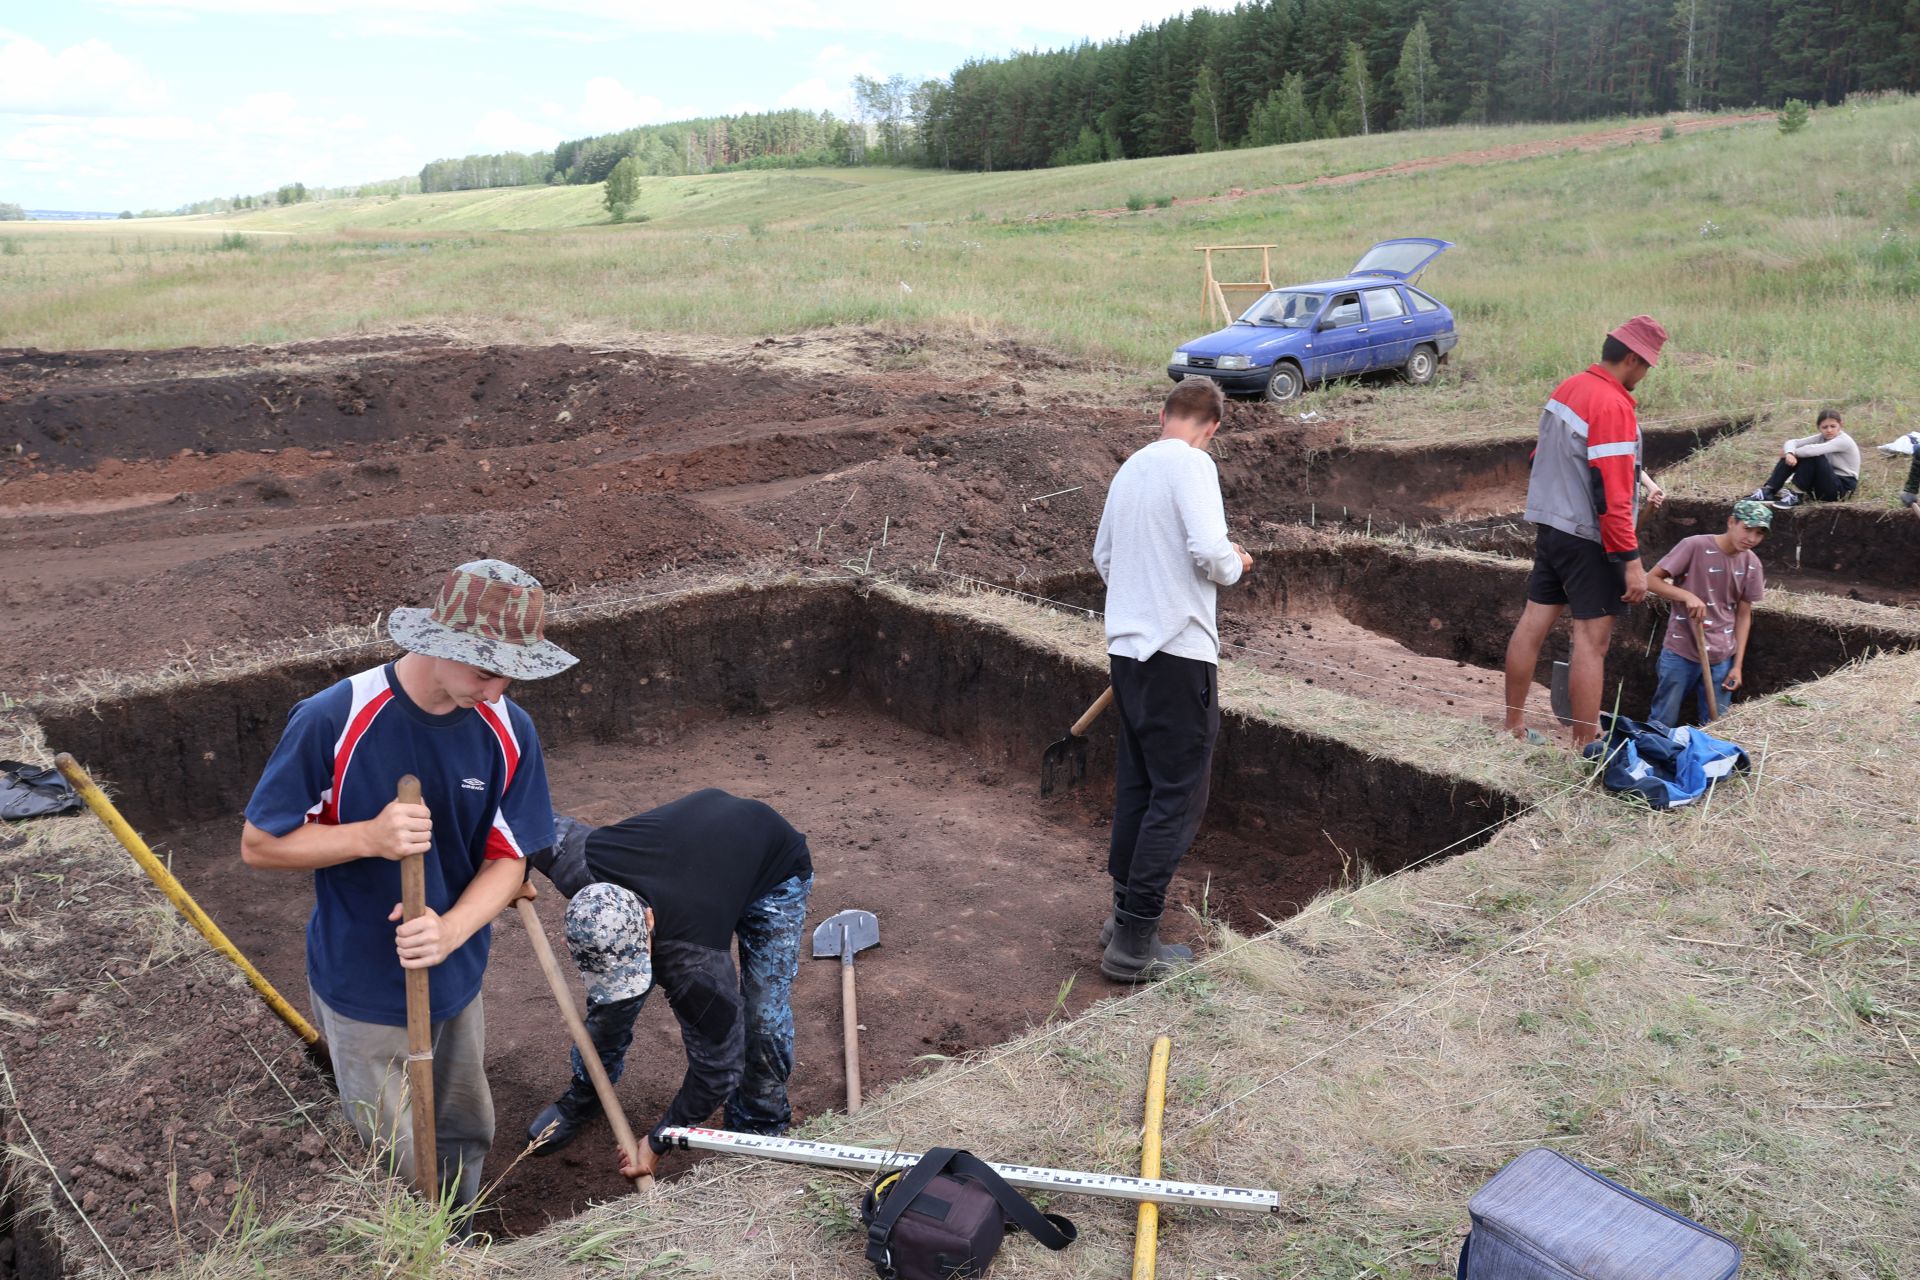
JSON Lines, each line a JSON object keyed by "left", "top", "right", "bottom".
{"left": 852, "top": 593, "right": 1519, "bottom": 883}
{"left": 1025, "top": 535, "right": 1920, "bottom": 727}
{"left": 37, "top": 577, "right": 1520, "bottom": 892}
{"left": 1645, "top": 497, "right": 1920, "bottom": 594}
{"left": 34, "top": 583, "right": 858, "bottom": 835}
{"left": 1225, "top": 419, "right": 1751, "bottom": 528}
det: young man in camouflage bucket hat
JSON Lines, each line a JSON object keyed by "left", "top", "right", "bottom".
{"left": 242, "top": 559, "right": 573, "bottom": 1210}
{"left": 525, "top": 789, "right": 813, "bottom": 1178}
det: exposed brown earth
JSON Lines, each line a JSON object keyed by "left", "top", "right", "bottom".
{"left": 0, "top": 336, "right": 1342, "bottom": 694}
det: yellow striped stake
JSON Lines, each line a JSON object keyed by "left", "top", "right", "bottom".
{"left": 1132, "top": 1034, "right": 1173, "bottom": 1280}
{"left": 54, "top": 753, "right": 322, "bottom": 1047}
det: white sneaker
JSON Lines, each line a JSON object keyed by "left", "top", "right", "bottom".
{"left": 1772, "top": 491, "right": 1801, "bottom": 509}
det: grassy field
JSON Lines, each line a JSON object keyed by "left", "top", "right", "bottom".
{"left": 5, "top": 98, "right": 1918, "bottom": 455}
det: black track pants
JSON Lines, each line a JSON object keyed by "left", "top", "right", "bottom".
{"left": 1107, "top": 651, "right": 1220, "bottom": 918}
{"left": 1765, "top": 453, "right": 1855, "bottom": 501}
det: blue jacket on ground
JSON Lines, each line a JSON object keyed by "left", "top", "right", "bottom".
{"left": 1583, "top": 714, "right": 1749, "bottom": 810}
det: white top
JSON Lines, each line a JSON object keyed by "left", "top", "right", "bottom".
{"left": 1784, "top": 431, "right": 1861, "bottom": 478}
{"left": 1093, "top": 437, "right": 1243, "bottom": 664}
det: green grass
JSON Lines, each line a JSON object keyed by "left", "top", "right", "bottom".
{"left": 3, "top": 99, "right": 1917, "bottom": 447}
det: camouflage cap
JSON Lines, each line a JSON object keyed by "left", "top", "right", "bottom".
{"left": 1731, "top": 499, "right": 1774, "bottom": 529}
{"left": 388, "top": 558, "right": 577, "bottom": 680}
{"left": 565, "top": 882, "right": 653, "bottom": 1006}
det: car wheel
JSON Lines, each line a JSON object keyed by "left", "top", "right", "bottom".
{"left": 1403, "top": 344, "right": 1437, "bottom": 386}
{"left": 1264, "top": 362, "right": 1303, "bottom": 403}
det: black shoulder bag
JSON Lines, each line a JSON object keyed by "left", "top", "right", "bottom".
{"left": 861, "top": 1147, "right": 1076, "bottom": 1280}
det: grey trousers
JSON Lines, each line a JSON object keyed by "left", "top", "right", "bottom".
{"left": 309, "top": 988, "right": 494, "bottom": 1208}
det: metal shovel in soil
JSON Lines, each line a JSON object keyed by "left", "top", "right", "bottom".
{"left": 1550, "top": 661, "right": 1574, "bottom": 727}
{"left": 1040, "top": 687, "right": 1114, "bottom": 796}
{"left": 811, "top": 909, "right": 879, "bottom": 1114}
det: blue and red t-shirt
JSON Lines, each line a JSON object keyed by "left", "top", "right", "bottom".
{"left": 244, "top": 663, "right": 554, "bottom": 1027}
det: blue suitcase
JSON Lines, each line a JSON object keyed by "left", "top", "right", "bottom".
{"left": 1459, "top": 1149, "right": 1740, "bottom": 1279}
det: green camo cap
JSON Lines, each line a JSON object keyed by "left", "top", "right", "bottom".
{"left": 1732, "top": 499, "right": 1773, "bottom": 529}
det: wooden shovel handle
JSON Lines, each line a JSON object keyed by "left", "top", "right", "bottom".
{"left": 516, "top": 896, "right": 649, "bottom": 1191}
{"left": 395, "top": 775, "right": 438, "bottom": 1199}
{"left": 1688, "top": 619, "right": 1719, "bottom": 722}
{"left": 1071, "top": 687, "right": 1115, "bottom": 737}
{"left": 842, "top": 950, "right": 863, "bottom": 1114}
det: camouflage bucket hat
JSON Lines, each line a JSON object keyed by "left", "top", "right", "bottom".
{"left": 565, "top": 882, "right": 653, "bottom": 1006}
{"left": 388, "top": 558, "right": 577, "bottom": 680}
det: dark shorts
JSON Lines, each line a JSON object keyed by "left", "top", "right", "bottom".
{"left": 1527, "top": 525, "right": 1627, "bottom": 620}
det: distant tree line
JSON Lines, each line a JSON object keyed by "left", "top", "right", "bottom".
{"left": 0, "top": 201, "right": 25, "bottom": 221}
{"left": 420, "top": 151, "right": 554, "bottom": 192}
{"left": 157, "top": 176, "right": 420, "bottom": 217}
{"left": 913, "top": 0, "right": 1920, "bottom": 169}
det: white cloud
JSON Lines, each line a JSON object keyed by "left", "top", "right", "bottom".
{"left": 472, "top": 108, "right": 563, "bottom": 152}
{"left": 217, "top": 91, "right": 311, "bottom": 136}
{"left": 0, "top": 36, "right": 168, "bottom": 116}
{"left": 777, "top": 44, "right": 886, "bottom": 114}
{"left": 578, "top": 76, "right": 662, "bottom": 131}
{"left": 775, "top": 78, "right": 843, "bottom": 112}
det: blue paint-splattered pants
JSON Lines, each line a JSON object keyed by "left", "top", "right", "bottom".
{"left": 724, "top": 872, "right": 810, "bottom": 1132}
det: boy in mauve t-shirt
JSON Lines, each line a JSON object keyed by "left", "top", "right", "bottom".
{"left": 1645, "top": 501, "right": 1770, "bottom": 726}
{"left": 241, "top": 558, "right": 575, "bottom": 1208}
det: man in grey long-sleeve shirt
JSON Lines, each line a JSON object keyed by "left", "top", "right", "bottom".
{"left": 1090, "top": 379, "right": 1251, "bottom": 982}
{"left": 1750, "top": 408, "right": 1859, "bottom": 508}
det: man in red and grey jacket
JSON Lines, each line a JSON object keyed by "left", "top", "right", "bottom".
{"left": 1502, "top": 315, "right": 1668, "bottom": 750}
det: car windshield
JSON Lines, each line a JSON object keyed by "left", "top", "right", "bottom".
{"left": 1240, "top": 291, "right": 1323, "bottom": 327}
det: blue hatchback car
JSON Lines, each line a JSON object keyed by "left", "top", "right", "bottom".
{"left": 1168, "top": 238, "right": 1457, "bottom": 402}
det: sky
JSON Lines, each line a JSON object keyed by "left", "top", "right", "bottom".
{"left": 1, "top": 1, "right": 1202, "bottom": 211}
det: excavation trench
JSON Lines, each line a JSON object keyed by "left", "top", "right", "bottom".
{"left": 1423, "top": 500, "right": 1920, "bottom": 609}
{"left": 1028, "top": 531, "right": 1920, "bottom": 733}
{"left": 16, "top": 579, "right": 1518, "bottom": 1258}
{"left": 1223, "top": 416, "right": 1754, "bottom": 529}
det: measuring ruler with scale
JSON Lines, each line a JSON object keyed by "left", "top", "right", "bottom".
{"left": 658, "top": 1126, "right": 1280, "bottom": 1214}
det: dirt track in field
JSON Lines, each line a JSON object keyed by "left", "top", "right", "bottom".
{"left": 1073, "top": 112, "right": 1774, "bottom": 220}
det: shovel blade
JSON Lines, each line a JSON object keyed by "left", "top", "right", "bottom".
{"left": 811, "top": 909, "right": 879, "bottom": 958}
{"left": 1039, "top": 734, "right": 1088, "bottom": 797}
{"left": 1549, "top": 660, "right": 1573, "bottom": 727}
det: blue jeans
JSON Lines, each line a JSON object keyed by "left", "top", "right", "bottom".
{"left": 1649, "top": 647, "right": 1733, "bottom": 726}
{"left": 572, "top": 872, "right": 811, "bottom": 1136}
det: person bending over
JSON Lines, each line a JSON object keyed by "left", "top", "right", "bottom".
{"left": 240, "top": 558, "right": 572, "bottom": 1208}
{"left": 524, "top": 789, "right": 812, "bottom": 1178}
{"left": 1645, "top": 501, "right": 1769, "bottom": 726}
{"left": 1750, "top": 408, "right": 1858, "bottom": 508}
{"left": 1503, "top": 316, "right": 1666, "bottom": 750}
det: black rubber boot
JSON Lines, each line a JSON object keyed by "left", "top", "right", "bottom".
{"left": 1100, "top": 908, "right": 1194, "bottom": 983}
{"left": 1096, "top": 883, "right": 1125, "bottom": 950}
{"left": 526, "top": 1078, "right": 600, "bottom": 1154}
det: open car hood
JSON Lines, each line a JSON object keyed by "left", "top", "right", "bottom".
{"left": 1349, "top": 237, "right": 1453, "bottom": 281}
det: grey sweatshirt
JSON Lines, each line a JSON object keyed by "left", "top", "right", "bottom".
{"left": 1784, "top": 431, "right": 1861, "bottom": 478}
{"left": 1093, "top": 437, "right": 1243, "bottom": 664}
